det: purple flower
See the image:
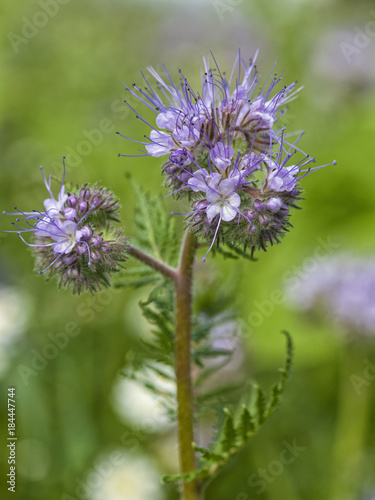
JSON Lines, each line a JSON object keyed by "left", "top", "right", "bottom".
{"left": 4, "top": 160, "right": 128, "bottom": 293}
{"left": 155, "top": 109, "right": 180, "bottom": 131}
{"left": 265, "top": 197, "right": 283, "bottom": 213}
{"left": 169, "top": 147, "right": 192, "bottom": 167}
{"left": 117, "top": 51, "right": 335, "bottom": 259}
{"left": 267, "top": 164, "right": 300, "bottom": 192}
{"left": 145, "top": 130, "right": 174, "bottom": 157}
{"left": 210, "top": 142, "right": 234, "bottom": 171}
{"left": 188, "top": 170, "right": 220, "bottom": 193}
{"left": 287, "top": 255, "right": 375, "bottom": 337}
{"left": 39, "top": 166, "right": 68, "bottom": 216}
{"left": 119, "top": 51, "right": 301, "bottom": 166}
{"left": 206, "top": 178, "right": 241, "bottom": 222}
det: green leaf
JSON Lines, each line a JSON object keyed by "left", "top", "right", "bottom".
{"left": 255, "top": 386, "right": 267, "bottom": 425}
{"left": 219, "top": 408, "right": 237, "bottom": 454}
{"left": 265, "top": 331, "right": 294, "bottom": 418}
{"left": 193, "top": 444, "right": 224, "bottom": 462}
{"left": 238, "top": 405, "right": 255, "bottom": 441}
{"left": 176, "top": 331, "right": 294, "bottom": 486}
{"left": 131, "top": 180, "right": 178, "bottom": 264}
{"left": 116, "top": 180, "right": 178, "bottom": 289}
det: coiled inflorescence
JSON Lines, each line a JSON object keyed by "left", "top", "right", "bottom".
{"left": 4, "top": 159, "right": 128, "bottom": 293}
{"left": 118, "top": 51, "right": 335, "bottom": 259}
{"left": 287, "top": 255, "right": 375, "bottom": 337}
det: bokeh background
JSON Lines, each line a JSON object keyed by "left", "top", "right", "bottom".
{"left": 1, "top": 0, "right": 375, "bottom": 499}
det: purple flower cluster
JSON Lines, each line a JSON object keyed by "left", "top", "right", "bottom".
{"left": 287, "top": 255, "right": 375, "bottom": 336}
{"left": 4, "top": 160, "right": 128, "bottom": 293}
{"left": 119, "top": 51, "right": 334, "bottom": 259}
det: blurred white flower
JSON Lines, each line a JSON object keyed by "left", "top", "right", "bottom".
{"left": 86, "top": 451, "right": 163, "bottom": 500}
{"left": 0, "top": 286, "right": 29, "bottom": 343}
{"left": 110, "top": 362, "right": 176, "bottom": 433}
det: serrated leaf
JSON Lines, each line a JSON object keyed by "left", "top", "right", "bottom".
{"left": 131, "top": 180, "right": 178, "bottom": 265}
{"left": 193, "top": 444, "right": 224, "bottom": 462}
{"left": 238, "top": 405, "right": 255, "bottom": 441}
{"left": 264, "top": 331, "right": 294, "bottom": 417}
{"left": 220, "top": 408, "right": 237, "bottom": 454}
{"left": 176, "top": 331, "right": 294, "bottom": 486}
{"left": 255, "top": 386, "right": 267, "bottom": 425}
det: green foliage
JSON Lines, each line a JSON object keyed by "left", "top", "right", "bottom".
{"left": 115, "top": 179, "right": 179, "bottom": 288}
{"left": 131, "top": 180, "right": 178, "bottom": 264}
{"left": 163, "top": 331, "right": 294, "bottom": 485}
{"left": 137, "top": 281, "right": 175, "bottom": 367}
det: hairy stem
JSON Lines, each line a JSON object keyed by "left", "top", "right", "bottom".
{"left": 175, "top": 230, "right": 200, "bottom": 500}
{"left": 128, "top": 235, "right": 200, "bottom": 498}
{"left": 127, "top": 245, "right": 176, "bottom": 280}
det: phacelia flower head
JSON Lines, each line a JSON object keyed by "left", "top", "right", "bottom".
{"left": 4, "top": 159, "right": 128, "bottom": 293}
{"left": 119, "top": 51, "right": 335, "bottom": 260}
{"left": 118, "top": 51, "right": 300, "bottom": 191}
{"left": 286, "top": 254, "right": 375, "bottom": 337}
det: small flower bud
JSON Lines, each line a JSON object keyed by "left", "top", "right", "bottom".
{"left": 279, "top": 206, "right": 290, "bottom": 216}
{"left": 101, "top": 243, "right": 112, "bottom": 254}
{"left": 89, "top": 235, "right": 103, "bottom": 247}
{"left": 245, "top": 209, "right": 256, "bottom": 219}
{"left": 258, "top": 214, "right": 269, "bottom": 226}
{"left": 78, "top": 201, "right": 88, "bottom": 213}
{"left": 194, "top": 200, "right": 209, "bottom": 211}
{"left": 67, "top": 195, "right": 78, "bottom": 207}
{"left": 76, "top": 243, "right": 87, "bottom": 255}
{"left": 64, "top": 207, "right": 77, "bottom": 220}
{"left": 80, "top": 187, "right": 91, "bottom": 200}
{"left": 79, "top": 226, "right": 92, "bottom": 240}
{"left": 178, "top": 172, "right": 191, "bottom": 183}
{"left": 164, "top": 164, "right": 178, "bottom": 174}
{"left": 266, "top": 197, "right": 283, "bottom": 213}
{"left": 90, "top": 250, "right": 101, "bottom": 263}
{"left": 253, "top": 200, "right": 264, "bottom": 212}
{"left": 64, "top": 254, "right": 77, "bottom": 266}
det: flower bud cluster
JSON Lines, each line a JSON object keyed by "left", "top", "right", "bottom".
{"left": 5, "top": 163, "right": 128, "bottom": 293}
{"left": 119, "top": 51, "right": 334, "bottom": 259}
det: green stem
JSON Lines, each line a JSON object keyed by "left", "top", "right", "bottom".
{"left": 175, "top": 230, "right": 200, "bottom": 500}
{"left": 128, "top": 233, "right": 200, "bottom": 499}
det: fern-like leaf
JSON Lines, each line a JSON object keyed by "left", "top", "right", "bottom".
{"left": 164, "top": 332, "right": 294, "bottom": 485}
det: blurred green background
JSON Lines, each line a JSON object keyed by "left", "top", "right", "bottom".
{"left": 1, "top": 0, "right": 375, "bottom": 499}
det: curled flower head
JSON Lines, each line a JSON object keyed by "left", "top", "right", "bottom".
{"left": 286, "top": 255, "right": 375, "bottom": 337}
{"left": 118, "top": 51, "right": 300, "bottom": 191}
{"left": 4, "top": 159, "right": 128, "bottom": 293}
{"left": 119, "top": 51, "right": 335, "bottom": 260}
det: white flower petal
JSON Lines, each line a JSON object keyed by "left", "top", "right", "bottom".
{"left": 206, "top": 188, "right": 220, "bottom": 203}
{"left": 228, "top": 192, "right": 241, "bottom": 208}
{"left": 156, "top": 110, "right": 179, "bottom": 131}
{"left": 146, "top": 131, "right": 173, "bottom": 157}
{"left": 53, "top": 240, "right": 73, "bottom": 254}
{"left": 221, "top": 204, "right": 237, "bottom": 222}
{"left": 218, "top": 178, "right": 236, "bottom": 196}
{"left": 206, "top": 203, "right": 221, "bottom": 220}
